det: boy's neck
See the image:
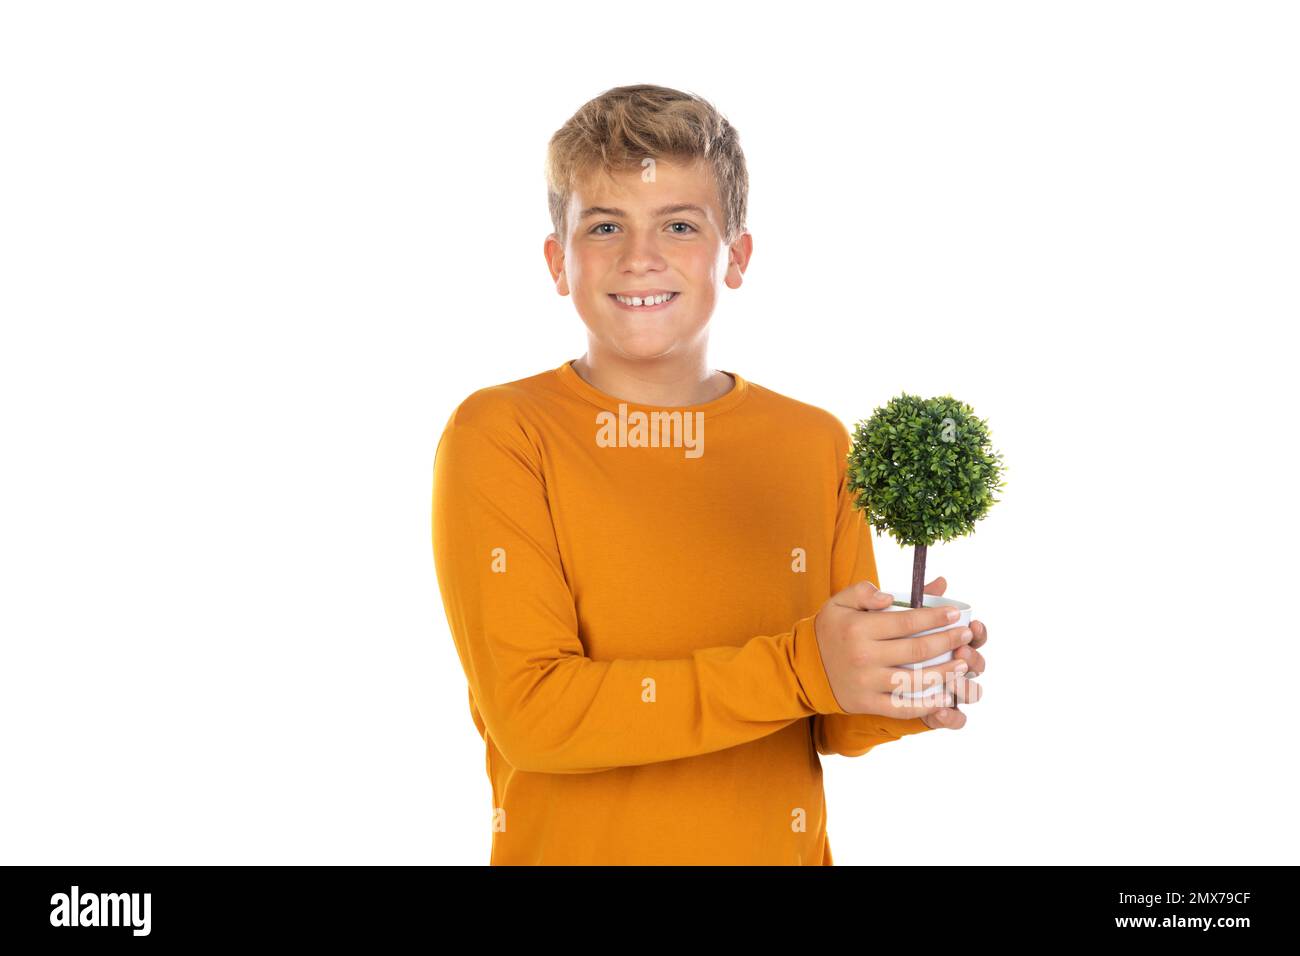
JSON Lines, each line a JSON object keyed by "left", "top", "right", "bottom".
{"left": 571, "top": 351, "right": 735, "bottom": 408}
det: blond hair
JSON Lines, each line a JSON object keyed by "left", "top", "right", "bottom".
{"left": 545, "top": 84, "right": 748, "bottom": 246}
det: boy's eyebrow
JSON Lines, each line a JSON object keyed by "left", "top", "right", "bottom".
{"left": 578, "top": 203, "right": 709, "bottom": 220}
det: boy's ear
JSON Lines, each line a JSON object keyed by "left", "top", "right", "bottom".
{"left": 543, "top": 233, "right": 569, "bottom": 295}
{"left": 724, "top": 232, "right": 753, "bottom": 290}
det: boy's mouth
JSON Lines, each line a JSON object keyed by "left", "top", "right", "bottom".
{"left": 608, "top": 291, "right": 679, "bottom": 312}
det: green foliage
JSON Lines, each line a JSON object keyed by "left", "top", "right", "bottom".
{"left": 847, "top": 393, "right": 1005, "bottom": 548}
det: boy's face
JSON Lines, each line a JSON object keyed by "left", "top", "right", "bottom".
{"left": 545, "top": 157, "right": 751, "bottom": 366}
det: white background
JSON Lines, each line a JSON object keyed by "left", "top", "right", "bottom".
{"left": 2, "top": 1, "right": 1296, "bottom": 865}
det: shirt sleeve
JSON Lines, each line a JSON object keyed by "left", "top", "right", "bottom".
{"left": 812, "top": 420, "right": 937, "bottom": 757}
{"left": 432, "top": 408, "right": 849, "bottom": 775}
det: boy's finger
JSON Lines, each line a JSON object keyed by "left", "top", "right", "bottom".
{"left": 931, "top": 707, "right": 967, "bottom": 729}
{"left": 874, "top": 656, "right": 971, "bottom": 695}
{"left": 868, "top": 687, "right": 943, "bottom": 719}
{"left": 872, "top": 603, "right": 962, "bottom": 641}
{"left": 954, "top": 646, "right": 985, "bottom": 675}
{"left": 878, "top": 622, "right": 973, "bottom": 666}
{"left": 952, "top": 672, "right": 983, "bottom": 703}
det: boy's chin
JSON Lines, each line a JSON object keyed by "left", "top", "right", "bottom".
{"left": 609, "top": 338, "right": 682, "bottom": 359}
{"left": 591, "top": 333, "right": 687, "bottom": 361}
{"left": 582, "top": 317, "right": 691, "bottom": 347}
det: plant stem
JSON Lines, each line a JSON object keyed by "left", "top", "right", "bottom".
{"left": 911, "top": 543, "right": 927, "bottom": 613}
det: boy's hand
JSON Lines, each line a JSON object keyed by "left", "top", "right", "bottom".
{"left": 813, "top": 579, "right": 976, "bottom": 721}
{"left": 916, "top": 576, "right": 987, "bottom": 729}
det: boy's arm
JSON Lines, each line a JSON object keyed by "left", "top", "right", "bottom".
{"left": 432, "top": 409, "right": 848, "bottom": 776}
{"left": 812, "top": 422, "right": 937, "bottom": 757}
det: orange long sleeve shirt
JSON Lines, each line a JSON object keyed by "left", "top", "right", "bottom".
{"left": 431, "top": 358, "right": 934, "bottom": 865}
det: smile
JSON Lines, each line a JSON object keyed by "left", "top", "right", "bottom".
{"left": 609, "top": 291, "right": 679, "bottom": 311}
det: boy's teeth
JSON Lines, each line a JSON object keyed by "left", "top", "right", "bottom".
{"left": 615, "top": 292, "right": 676, "bottom": 307}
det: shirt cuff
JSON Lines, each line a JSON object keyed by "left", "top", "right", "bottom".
{"left": 792, "top": 613, "right": 848, "bottom": 715}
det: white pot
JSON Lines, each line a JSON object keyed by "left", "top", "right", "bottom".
{"left": 881, "top": 587, "right": 972, "bottom": 701}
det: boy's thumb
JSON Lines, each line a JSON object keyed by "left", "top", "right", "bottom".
{"left": 835, "top": 579, "right": 895, "bottom": 610}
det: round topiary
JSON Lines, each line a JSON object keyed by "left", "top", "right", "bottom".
{"left": 847, "top": 392, "right": 1005, "bottom": 610}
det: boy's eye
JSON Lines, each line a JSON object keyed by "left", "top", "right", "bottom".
{"left": 587, "top": 222, "right": 698, "bottom": 235}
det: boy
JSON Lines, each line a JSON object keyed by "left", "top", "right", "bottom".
{"left": 431, "top": 84, "right": 987, "bottom": 865}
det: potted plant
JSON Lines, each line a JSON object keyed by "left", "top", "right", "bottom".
{"left": 846, "top": 393, "right": 1005, "bottom": 700}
